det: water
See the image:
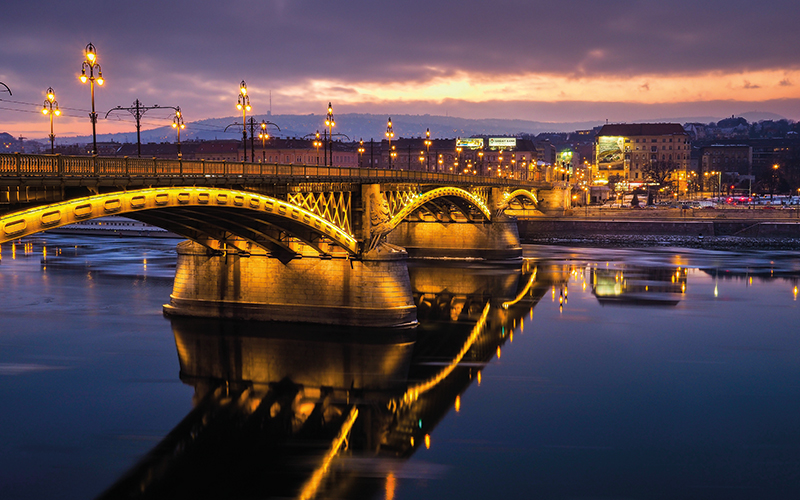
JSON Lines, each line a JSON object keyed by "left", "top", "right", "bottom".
{"left": 1, "top": 235, "right": 799, "bottom": 499}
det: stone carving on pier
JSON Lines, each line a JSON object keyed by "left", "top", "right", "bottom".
{"left": 367, "top": 190, "right": 392, "bottom": 252}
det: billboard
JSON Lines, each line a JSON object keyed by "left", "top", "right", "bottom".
{"left": 456, "top": 138, "right": 484, "bottom": 149}
{"left": 488, "top": 137, "right": 517, "bottom": 148}
{"left": 597, "top": 136, "right": 625, "bottom": 170}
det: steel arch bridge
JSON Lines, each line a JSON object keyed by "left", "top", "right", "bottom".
{"left": 1, "top": 185, "right": 539, "bottom": 258}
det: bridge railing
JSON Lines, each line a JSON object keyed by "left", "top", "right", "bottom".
{"left": 0, "top": 153, "right": 535, "bottom": 187}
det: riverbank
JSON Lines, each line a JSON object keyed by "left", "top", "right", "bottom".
{"left": 518, "top": 211, "right": 800, "bottom": 250}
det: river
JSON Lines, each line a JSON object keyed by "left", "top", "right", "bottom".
{"left": 1, "top": 234, "right": 798, "bottom": 499}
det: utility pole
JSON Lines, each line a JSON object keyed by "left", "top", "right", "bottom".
{"left": 106, "top": 100, "right": 178, "bottom": 157}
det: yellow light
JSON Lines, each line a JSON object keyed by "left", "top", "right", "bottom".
{"left": 80, "top": 74, "right": 87, "bottom": 83}
{"left": 240, "top": 87, "right": 247, "bottom": 96}
{"left": 424, "top": 434, "right": 431, "bottom": 449}
{"left": 42, "top": 108, "right": 48, "bottom": 115}
{"left": 54, "top": 109, "right": 60, "bottom": 116}
{"left": 245, "top": 104, "right": 251, "bottom": 111}
{"left": 97, "top": 77, "right": 104, "bottom": 86}
{"left": 172, "top": 123, "right": 177, "bottom": 128}
{"left": 236, "top": 103, "right": 242, "bottom": 110}
{"left": 477, "top": 371, "right": 482, "bottom": 386}
{"left": 86, "top": 52, "right": 95, "bottom": 63}
{"left": 47, "top": 93, "right": 55, "bottom": 102}
{"left": 455, "top": 395, "right": 461, "bottom": 412}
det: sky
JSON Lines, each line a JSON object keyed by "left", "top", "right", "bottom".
{"left": 2, "top": 0, "right": 800, "bottom": 141}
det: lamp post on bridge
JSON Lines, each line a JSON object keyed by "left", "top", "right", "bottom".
{"left": 259, "top": 120, "right": 269, "bottom": 163}
{"left": 325, "top": 103, "right": 335, "bottom": 167}
{"left": 386, "top": 117, "right": 394, "bottom": 169}
{"left": 79, "top": 43, "right": 104, "bottom": 155}
{"left": 236, "top": 81, "right": 251, "bottom": 162}
{"left": 171, "top": 107, "right": 185, "bottom": 158}
{"left": 358, "top": 139, "right": 365, "bottom": 168}
{"left": 313, "top": 131, "right": 322, "bottom": 165}
{"left": 41, "top": 87, "right": 60, "bottom": 154}
{"left": 424, "top": 128, "right": 432, "bottom": 172}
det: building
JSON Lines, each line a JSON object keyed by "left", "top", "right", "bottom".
{"left": 594, "top": 123, "right": 691, "bottom": 191}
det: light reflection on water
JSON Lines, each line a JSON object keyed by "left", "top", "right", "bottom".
{"left": 0, "top": 236, "right": 798, "bottom": 499}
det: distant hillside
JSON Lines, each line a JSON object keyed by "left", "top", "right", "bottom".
{"left": 25, "top": 113, "right": 607, "bottom": 144}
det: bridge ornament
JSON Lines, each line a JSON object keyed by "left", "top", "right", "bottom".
{"left": 0, "top": 187, "right": 359, "bottom": 255}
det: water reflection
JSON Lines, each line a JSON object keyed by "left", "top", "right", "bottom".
{"left": 97, "top": 261, "right": 544, "bottom": 499}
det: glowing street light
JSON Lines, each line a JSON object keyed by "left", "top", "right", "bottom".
{"left": 386, "top": 117, "right": 394, "bottom": 169}
{"left": 41, "top": 87, "right": 60, "bottom": 154}
{"left": 236, "top": 80, "right": 251, "bottom": 162}
{"left": 358, "top": 138, "right": 365, "bottom": 168}
{"left": 424, "top": 128, "right": 432, "bottom": 171}
{"left": 313, "top": 130, "right": 322, "bottom": 165}
{"left": 258, "top": 120, "right": 270, "bottom": 162}
{"left": 79, "top": 43, "right": 104, "bottom": 155}
{"left": 325, "top": 102, "right": 335, "bottom": 166}
{"left": 171, "top": 107, "right": 185, "bottom": 158}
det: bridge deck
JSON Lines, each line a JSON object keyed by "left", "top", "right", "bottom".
{"left": 0, "top": 153, "right": 539, "bottom": 189}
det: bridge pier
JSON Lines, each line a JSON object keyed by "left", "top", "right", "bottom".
{"left": 164, "top": 241, "right": 416, "bottom": 328}
{"left": 386, "top": 219, "right": 522, "bottom": 260}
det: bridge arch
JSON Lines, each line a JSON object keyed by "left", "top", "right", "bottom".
{"left": 503, "top": 189, "right": 539, "bottom": 210}
{"left": 388, "top": 187, "right": 492, "bottom": 230}
{"left": 0, "top": 187, "right": 358, "bottom": 256}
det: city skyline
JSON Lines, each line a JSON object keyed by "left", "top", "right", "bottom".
{"left": 2, "top": 0, "right": 800, "bottom": 140}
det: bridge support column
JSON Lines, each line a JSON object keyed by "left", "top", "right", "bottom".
{"left": 164, "top": 241, "right": 416, "bottom": 328}
{"left": 386, "top": 220, "right": 521, "bottom": 260}
{"left": 536, "top": 182, "right": 572, "bottom": 214}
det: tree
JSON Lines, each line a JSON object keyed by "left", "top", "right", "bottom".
{"left": 642, "top": 160, "right": 678, "bottom": 189}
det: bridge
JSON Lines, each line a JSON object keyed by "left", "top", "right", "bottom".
{"left": 1, "top": 153, "right": 569, "bottom": 327}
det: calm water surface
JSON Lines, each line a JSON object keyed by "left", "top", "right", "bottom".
{"left": 1, "top": 234, "right": 799, "bottom": 499}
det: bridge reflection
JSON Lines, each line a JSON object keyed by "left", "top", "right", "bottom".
{"left": 96, "top": 261, "right": 549, "bottom": 499}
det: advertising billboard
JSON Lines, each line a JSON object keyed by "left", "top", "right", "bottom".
{"left": 488, "top": 138, "right": 517, "bottom": 148}
{"left": 597, "top": 136, "right": 625, "bottom": 170}
{"left": 456, "top": 138, "right": 484, "bottom": 149}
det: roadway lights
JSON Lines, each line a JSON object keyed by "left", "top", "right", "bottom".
{"left": 325, "top": 103, "right": 335, "bottom": 166}
{"left": 258, "top": 120, "right": 270, "bottom": 162}
{"left": 80, "top": 43, "right": 103, "bottom": 155}
{"left": 424, "top": 128, "right": 432, "bottom": 171}
{"left": 171, "top": 107, "right": 185, "bottom": 158}
{"left": 42, "top": 87, "right": 60, "bottom": 154}
{"left": 386, "top": 117, "right": 394, "bottom": 169}
{"left": 313, "top": 130, "right": 322, "bottom": 165}
{"left": 358, "top": 138, "right": 365, "bottom": 168}
{"left": 237, "top": 80, "right": 251, "bottom": 162}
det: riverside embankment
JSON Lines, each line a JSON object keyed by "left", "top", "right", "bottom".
{"left": 516, "top": 206, "right": 800, "bottom": 249}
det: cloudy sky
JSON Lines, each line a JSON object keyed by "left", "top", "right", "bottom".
{"left": 2, "top": 0, "right": 800, "bottom": 140}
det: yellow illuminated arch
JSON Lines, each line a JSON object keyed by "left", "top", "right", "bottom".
{"left": 505, "top": 189, "right": 538, "bottom": 208}
{"left": 0, "top": 187, "right": 358, "bottom": 255}
{"left": 388, "top": 187, "right": 492, "bottom": 228}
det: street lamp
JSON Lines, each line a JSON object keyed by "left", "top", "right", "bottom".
{"left": 41, "top": 87, "right": 60, "bottom": 154}
{"left": 258, "top": 120, "right": 270, "bottom": 162}
{"left": 771, "top": 163, "right": 780, "bottom": 200}
{"left": 236, "top": 80, "right": 251, "bottom": 162}
{"left": 386, "top": 117, "right": 394, "bottom": 169}
{"left": 171, "top": 107, "right": 185, "bottom": 158}
{"left": 313, "top": 130, "right": 322, "bottom": 165}
{"left": 424, "top": 128, "right": 432, "bottom": 171}
{"left": 79, "top": 43, "right": 104, "bottom": 155}
{"left": 325, "top": 103, "right": 335, "bottom": 166}
{"left": 358, "top": 138, "right": 365, "bottom": 168}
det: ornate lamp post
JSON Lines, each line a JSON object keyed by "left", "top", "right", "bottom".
{"left": 79, "top": 43, "right": 104, "bottom": 155}
{"left": 171, "top": 107, "right": 185, "bottom": 158}
{"left": 358, "top": 139, "right": 365, "bottom": 168}
{"left": 325, "top": 103, "right": 335, "bottom": 166}
{"left": 236, "top": 81, "right": 251, "bottom": 162}
{"left": 41, "top": 87, "right": 60, "bottom": 154}
{"left": 386, "top": 117, "right": 394, "bottom": 169}
{"left": 258, "top": 120, "right": 270, "bottom": 163}
{"left": 424, "top": 128, "right": 432, "bottom": 171}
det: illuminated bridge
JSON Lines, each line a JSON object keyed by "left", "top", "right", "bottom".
{"left": 1, "top": 153, "right": 569, "bottom": 327}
